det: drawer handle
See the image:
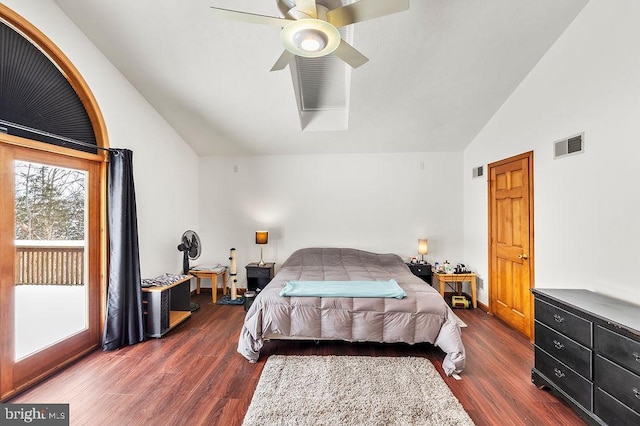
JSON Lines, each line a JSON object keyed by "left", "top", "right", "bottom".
{"left": 633, "top": 352, "right": 640, "bottom": 362}
{"left": 634, "top": 388, "right": 640, "bottom": 399}
{"left": 553, "top": 314, "right": 565, "bottom": 323}
{"left": 553, "top": 368, "right": 565, "bottom": 379}
{"left": 553, "top": 340, "right": 564, "bottom": 350}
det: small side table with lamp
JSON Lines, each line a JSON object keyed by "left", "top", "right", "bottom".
{"left": 407, "top": 238, "right": 432, "bottom": 284}
{"left": 245, "top": 231, "right": 274, "bottom": 310}
{"left": 245, "top": 262, "right": 275, "bottom": 292}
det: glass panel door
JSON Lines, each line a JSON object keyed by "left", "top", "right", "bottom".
{"left": 0, "top": 144, "right": 101, "bottom": 401}
{"left": 14, "top": 161, "right": 89, "bottom": 360}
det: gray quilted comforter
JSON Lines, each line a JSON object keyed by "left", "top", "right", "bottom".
{"left": 237, "top": 248, "right": 466, "bottom": 375}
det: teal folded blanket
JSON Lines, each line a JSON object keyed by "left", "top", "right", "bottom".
{"left": 279, "top": 280, "right": 407, "bottom": 299}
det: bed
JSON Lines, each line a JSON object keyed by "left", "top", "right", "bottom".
{"left": 237, "top": 247, "right": 466, "bottom": 375}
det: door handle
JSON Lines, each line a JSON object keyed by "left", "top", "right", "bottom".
{"left": 518, "top": 253, "right": 529, "bottom": 260}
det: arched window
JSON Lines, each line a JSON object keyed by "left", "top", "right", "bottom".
{"left": 0, "top": 4, "right": 107, "bottom": 401}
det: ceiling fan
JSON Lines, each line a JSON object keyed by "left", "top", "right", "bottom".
{"left": 210, "top": 0, "right": 410, "bottom": 71}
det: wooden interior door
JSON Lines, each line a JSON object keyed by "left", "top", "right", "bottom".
{"left": 488, "top": 152, "right": 534, "bottom": 338}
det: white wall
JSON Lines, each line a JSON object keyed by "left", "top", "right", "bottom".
{"left": 198, "top": 152, "right": 464, "bottom": 288}
{"left": 464, "top": 0, "right": 640, "bottom": 304}
{"left": 5, "top": 1, "right": 200, "bottom": 278}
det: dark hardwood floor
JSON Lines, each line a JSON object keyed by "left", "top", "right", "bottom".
{"left": 10, "top": 292, "right": 585, "bottom": 425}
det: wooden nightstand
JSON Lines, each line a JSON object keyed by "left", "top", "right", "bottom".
{"left": 406, "top": 263, "right": 432, "bottom": 285}
{"left": 432, "top": 271, "right": 477, "bottom": 308}
{"left": 245, "top": 262, "right": 275, "bottom": 292}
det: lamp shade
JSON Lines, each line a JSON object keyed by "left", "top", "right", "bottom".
{"left": 255, "top": 231, "right": 269, "bottom": 245}
{"left": 418, "top": 239, "right": 428, "bottom": 255}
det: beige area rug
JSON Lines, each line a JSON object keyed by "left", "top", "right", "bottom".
{"left": 243, "top": 355, "right": 474, "bottom": 426}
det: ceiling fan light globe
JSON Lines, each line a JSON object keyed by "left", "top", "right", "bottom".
{"left": 301, "top": 38, "right": 321, "bottom": 51}
{"left": 294, "top": 29, "right": 327, "bottom": 52}
{"left": 281, "top": 19, "right": 340, "bottom": 58}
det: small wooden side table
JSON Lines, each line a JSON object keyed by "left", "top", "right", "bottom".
{"left": 189, "top": 268, "right": 229, "bottom": 303}
{"left": 432, "top": 271, "right": 477, "bottom": 308}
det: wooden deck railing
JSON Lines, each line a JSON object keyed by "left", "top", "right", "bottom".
{"left": 15, "top": 241, "right": 85, "bottom": 286}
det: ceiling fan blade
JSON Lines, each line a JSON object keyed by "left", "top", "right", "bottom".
{"left": 333, "top": 40, "right": 369, "bottom": 69}
{"left": 271, "top": 50, "right": 295, "bottom": 71}
{"left": 327, "top": 0, "right": 410, "bottom": 28}
{"left": 210, "top": 7, "right": 293, "bottom": 27}
{"left": 295, "top": 0, "right": 318, "bottom": 19}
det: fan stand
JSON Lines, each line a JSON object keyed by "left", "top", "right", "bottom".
{"left": 182, "top": 251, "right": 200, "bottom": 312}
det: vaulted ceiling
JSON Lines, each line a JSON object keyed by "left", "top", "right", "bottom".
{"left": 52, "top": 0, "right": 589, "bottom": 156}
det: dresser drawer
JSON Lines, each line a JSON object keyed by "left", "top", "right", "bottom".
{"left": 595, "top": 387, "right": 640, "bottom": 426}
{"left": 595, "top": 355, "right": 640, "bottom": 414}
{"left": 535, "top": 321, "right": 592, "bottom": 379}
{"left": 247, "top": 267, "right": 271, "bottom": 278}
{"left": 407, "top": 264, "right": 431, "bottom": 276}
{"left": 535, "top": 347, "right": 592, "bottom": 411}
{"left": 535, "top": 298, "right": 592, "bottom": 347}
{"left": 596, "top": 326, "right": 640, "bottom": 376}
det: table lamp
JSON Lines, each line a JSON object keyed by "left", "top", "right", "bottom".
{"left": 255, "top": 231, "right": 268, "bottom": 266}
{"left": 418, "top": 238, "right": 428, "bottom": 264}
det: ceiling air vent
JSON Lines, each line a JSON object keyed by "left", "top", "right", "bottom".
{"left": 554, "top": 133, "right": 584, "bottom": 159}
{"left": 472, "top": 165, "right": 484, "bottom": 178}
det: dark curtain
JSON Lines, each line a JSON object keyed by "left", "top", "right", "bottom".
{"left": 102, "top": 149, "right": 144, "bottom": 350}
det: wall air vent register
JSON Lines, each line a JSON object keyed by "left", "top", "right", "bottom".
{"left": 554, "top": 133, "right": 584, "bottom": 159}
{"left": 472, "top": 165, "right": 484, "bottom": 178}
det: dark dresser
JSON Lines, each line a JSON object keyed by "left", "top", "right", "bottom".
{"left": 532, "top": 288, "right": 640, "bottom": 425}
